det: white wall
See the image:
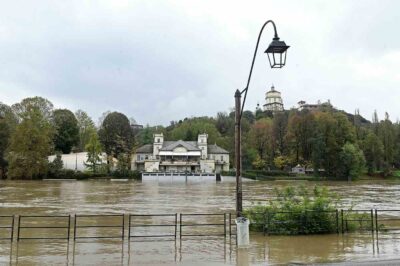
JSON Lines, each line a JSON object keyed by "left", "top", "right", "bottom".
{"left": 48, "top": 152, "right": 107, "bottom": 171}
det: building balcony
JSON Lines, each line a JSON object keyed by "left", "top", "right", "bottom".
{"left": 160, "top": 160, "right": 200, "bottom": 166}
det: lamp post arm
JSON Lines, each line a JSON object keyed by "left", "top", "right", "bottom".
{"left": 240, "top": 20, "right": 278, "bottom": 119}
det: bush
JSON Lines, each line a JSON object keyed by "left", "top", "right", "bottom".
{"left": 110, "top": 170, "right": 141, "bottom": 179}
{"left": 246, "top": 170, "right": 293, "bottom": 176}
{"left": 244, "top": 186, "right": 339, "bottom": 235}
{"left": 221, "top": 171, "right": 236, "bottom": 177}
{"left": 342, "top": 211, "right": 373, "bottom": 232}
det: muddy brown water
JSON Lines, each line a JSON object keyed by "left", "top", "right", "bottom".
{"left": 0, "top": 177, "right": 400, "bottom": 265}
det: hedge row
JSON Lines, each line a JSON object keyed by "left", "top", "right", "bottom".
{"left": 46, "top": 169, "right": 142, "bottom": 180}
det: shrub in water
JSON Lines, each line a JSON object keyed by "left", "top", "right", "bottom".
{"left": 244, "top": 186, "right": 339, "bottom": 235}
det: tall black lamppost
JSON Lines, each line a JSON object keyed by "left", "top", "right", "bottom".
{"left": 235, "top": 20, "right": 289, "bottom": 217}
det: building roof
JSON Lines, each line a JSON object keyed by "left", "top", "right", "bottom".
{"left": 136, "top": 141, "right": 229, "bottom": 154}
{"left": 136, "top": 144, "right": 153, "bottom": 153}
{"left": 267, "top": 85, "right": 280, "bottom": 94}
{"left": 208, "top": 144, "right": 229, "bottom": 154}
{"left": 160, "top": 140, "right": 200, "bottom": 151}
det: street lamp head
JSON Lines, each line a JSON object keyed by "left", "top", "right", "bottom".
{"left": 265, "top": 37, "right": 290, "bottom": 69}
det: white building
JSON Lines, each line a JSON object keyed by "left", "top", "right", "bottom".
{"left": 263, "top": 85, "right": 284, "bottom": 112}
{"left": 48, "top": 152, "right": 108, "bottom": 171}
{"left": 132, "top": 133, "right": 229, "bottom": 173}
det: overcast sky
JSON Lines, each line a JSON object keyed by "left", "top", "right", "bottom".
{"left": 1, "top": 0, "right": 400, "bottom": 125}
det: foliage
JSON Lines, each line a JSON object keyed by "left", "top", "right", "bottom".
{"left": 98, "top": 112, "right": 134, "bottom": 166}
{"left": 0, "top": 103, "right": 18, "bottom": 178}
{"left": 273, "top": 155, "right": 290, "bottom": 170}
{"left": 137, "top": 125, "right": 163, "bottom": 145}
{"left": 244, "top": 186, "right": 338, "bottom": 234}
{"left": 110, "top": 169, "right": 141, "bottom": 179}
{"left": 48, "top": 153, "right": 63, "bottom": 177}
{"left": 362, "top": 132, "right": 384, "bottom": 174}
{"left": 75, "top": 109, "right": 96, "bottom": 151}
{"left": 53, "top": 109, "right": 79, "bottom": 154}
{"left": 85, "top": 130, "right": 103, "bottom": 173}
{"left": 7, "top": 104, "right": 54, "bottom": 179}
{"left": 248, "top": 118, "right": 273, "bottom": 168}
{"left": 220, "top": 170, "right": 236, "bottom": 177}
{"left": 11, "top": 96, "right": 54, "bottom": 121}
{"left": 252, "top": 154, "right": 267, "bottom": 170}
{"left": 338, "top": 143, "right": 366, "bottom": 181}
{"left": 4, "top": 94, "right": 400, "bottom": 181}
{"left": 167, "top": 117, "right": 220, "bottom": 143}
{"left": 116, "top": 153, "right": 130, "bottom": 175}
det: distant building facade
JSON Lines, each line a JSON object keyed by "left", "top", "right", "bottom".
{"left": 132, "top": 133, "right": 229, "bottom": 173}
{"left": 297, "top": 100, "right": 333, "bottom": 111}
{"left": 263, "top": 85, "right": 284, "bottom": 112}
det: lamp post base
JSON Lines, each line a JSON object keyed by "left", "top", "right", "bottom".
{"left": 235, "top": 217, "right": 250, "bottom": 248}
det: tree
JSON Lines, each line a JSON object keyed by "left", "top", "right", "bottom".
{"left": 75, "top": 109, "right": 96, "bottom": 151}
{"left": 168, "top": 117, "right": 220, "bottom": 144}
{"left": 48, "top": 153, "right": 64, "bottom": 177}
{"left": 216, "top": 112, "right": 233, "bottom": 135}
{"left": 7, "top": 105, "right": 53, "bottom": 179}
{"left": 98, "top": 112, "right": 134, "bottom": 169}
{"left": 12, "top": 96, "right": 54, "bottom": 121}
{"left": 138, "top": 125, "right": 156, "bottom": 145}
{"left": 85, "top": 130, "right": 102, "bottom": 173}
{"left": 286, "top": 111, "right": 315, "bottom": 164}
{"left": 0, "top": 103, "right": 18, "bottom": 178}
{"left": 242, "top": 110, "right": 256, "bottom": 124}
{"left": 252, "top": 154, "right": 267, "bottom": 170}
{"left": 274, "top": 155, "right": 290, "bottom": 170}
{"left": 116, "top": 153, "right": 130, "bottom": 175}
{"left": 0, "top": 116, "right": 10, "bottom": 178}
{"left": 184, "top": 128, "right": 195, "bottom": 141}
{"left": 248, "top": 118, "right": 273, "bottom": 168}
{"left": 98, "top": 110, "right": 111, "bottom": 127}
{"left": 272, "top": 112, "right": 288, "bottom": 155}
{"left": 362, "top": 132, "right": 384, "bottom": 174}
{"left": 53, "top": 109, "right": 79, "bottom": 154}
{"left": 378, "top": 115, "right": 395, "bottom": 169}
{"left": 338, "top": 143, "right": 365, "bottom": 181}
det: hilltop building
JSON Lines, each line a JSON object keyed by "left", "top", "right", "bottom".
{"left": 263, "top": 85, "right": 284, "bottom": 112}
{"left": 132, "top": 133, "right": 229, "bottom": 173}
{"left": 297, "top": 100, "right": 333, "bottom": 111}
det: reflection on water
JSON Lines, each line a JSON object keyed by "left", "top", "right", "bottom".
{"left": 0, "top": 232, "right": 399, "bottom": 265}
{"left": 0, "top": 178, "right": 400, "bottom": 265}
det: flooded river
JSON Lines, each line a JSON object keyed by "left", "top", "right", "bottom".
{"left": 0, "top": 177, "right": 400, "bottom": 265}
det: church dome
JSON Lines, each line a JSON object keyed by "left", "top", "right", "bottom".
{"left": 263, "top": 85, "right": 284, "bottom": 112}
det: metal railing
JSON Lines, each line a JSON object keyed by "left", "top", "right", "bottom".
{"left": 74, "top": 214, "right": 124, "bottom": 239}
{"left": 0, "top": 215, "right": 15, "bottom": 241}
{"left": 341, "top": 209, "right": 374, "bottom": 233}
{"left": 5, "top": 209, "right": 400, "bottom": 242}
{"left": 266, "top": 210, "right": 339, "bottom": 235}
{"left": 17, "top": 215, "right": 71, "bottom": 240}
{"left": 228, "top": 213, "right": 237, "bottom": 238}
{"left": 128, "top": 214, "right": 178, "bottom": 240}
{"left": 375, "top": 210, "right": 400, "bottom": 232}
{"left": 180, "top": 213, "right": 226, "bottom": 239}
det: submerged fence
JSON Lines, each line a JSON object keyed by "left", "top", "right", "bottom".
{"left": 128, "top": 214, "right": 178, "bottom": 240}
{"left": 74, "top": 214, "right": 124, "bottom": 239}
{"left": 0, "top": 216, "right": 14, "bottom": 240}
{"left": 17, "top": 215, "right": 71, "bottom": 240}
{"left": 375, "top": 210, "right": 400, "bottom": 232}
{"left": 0, "top": 209, "right": 399, "bottom": 242}
{"left": 180, "top": 213, "right": 226, "bottom": 239}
